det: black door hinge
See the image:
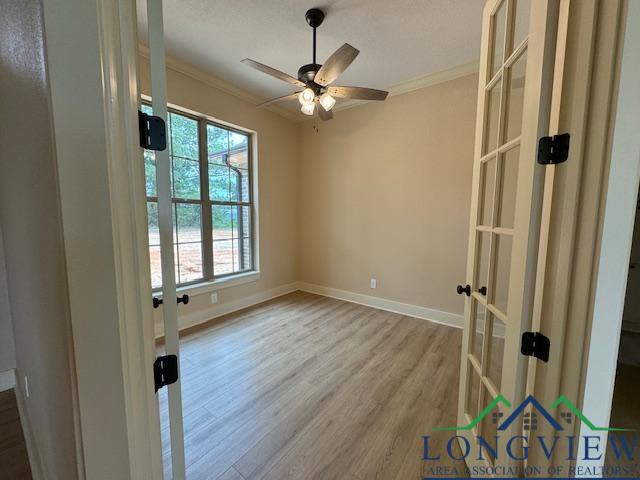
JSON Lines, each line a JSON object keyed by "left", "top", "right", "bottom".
{"left": 138, "top": 110, "right": 167, "bottom": 151}
{"left": 521, "top": 331, "right": 550, "bottom": 362}
{"left": 537, "top": 133, "right": 570, "bottom": 165}
{"left": 154, "top": 354, "right": 178, "bottom": 392}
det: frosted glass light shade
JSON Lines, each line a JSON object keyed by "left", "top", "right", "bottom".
{"left": 319, "top": 93, "right": 336, "bottom": 111}
{"left": 298, "top": 88, "right": 315, "bottom": 105}
{"left": 301, "top": 102, "right": 315, "bottom": 115}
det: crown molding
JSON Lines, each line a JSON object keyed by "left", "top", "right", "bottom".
{"left": 332, "top": 60, "right": 479, "bottom": 113}
{"left": 138, "top": 44, "right": 478, "bottom": 122}
{"left": 137, "top": 44, "right": 300, "bottom": 122}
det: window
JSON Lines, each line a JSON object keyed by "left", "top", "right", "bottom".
{"left": 142, "top": 104, "right": 255, "bottom": 289}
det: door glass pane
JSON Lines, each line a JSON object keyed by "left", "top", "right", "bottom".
{"left": 505, "top": 50, "right": 527, "bottom": 143}
{"left": 491, "top": 1, "right": 507, "bottom": 77}
{"left": 493, "top": 234, "right": 512, "bottom": 315}
{"left": 512, "top": 0, "right": 531, "bottom": 53}
{"left": 484, "top": 78, "right": 502, "bottom": 155}
{"left": 497, "top": 146, "right": 519, "bottom": 228}
{"left": 479, "top": 157, "right": 496, "bottom": 226}
{"left": 475, "top": 231, "right": 491, "bottom": 290}
{"left": 480, "top": 387, "right": 501, "bottom": 462}
{"left": 471, "top": 301, "right": 485, "bottom": 362}
{"left": 487, "top": 314, "right": 505, "bottom": 390}
{"left": 466, "top": 363, "right": 481, "bottom": 419}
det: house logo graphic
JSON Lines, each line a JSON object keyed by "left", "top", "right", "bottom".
{"left": 422, "top": 394, "right": 638, "bottom": 479}
{"left": 433, "top": 394, "right": 632, "bottom": 433}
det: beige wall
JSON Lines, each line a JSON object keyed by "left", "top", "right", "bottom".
{"left": 138, "top": 58, "right": 299, "bottom": 333}
{"left": 297, "top": 74, "right": 478, "bottom": 316}
{"left": 0, "top": 0, "right": 78, "bottom": 477}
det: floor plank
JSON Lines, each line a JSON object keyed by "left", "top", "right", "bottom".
{"left": 159, "top": 291, "right": 467, "bottom": 479}
{"left": 0, "top": 389, "right": 32, "bottom": 480}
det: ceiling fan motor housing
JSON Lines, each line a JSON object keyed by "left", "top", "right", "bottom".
{"left": 298, "top": 63, "right": 321, "bottom": 84}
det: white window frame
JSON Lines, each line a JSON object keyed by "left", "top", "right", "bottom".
{"left": 143, "top": 98, "right": 260, "bottom": 295}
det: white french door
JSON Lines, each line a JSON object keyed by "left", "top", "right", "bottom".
{"left": 456, "top": 0, "right": 563, "bottom": 474}
{"left": 146, "top": 0, "right": 187, "bottom": 478}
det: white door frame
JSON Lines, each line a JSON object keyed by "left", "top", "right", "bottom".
{"left": 44, "top": 0, "right": 164, "bottom": 477}
{"left": 578, "top": 0, "right": 640, "bottom": 473}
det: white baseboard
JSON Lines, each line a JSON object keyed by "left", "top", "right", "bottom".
{"left": 297, "top": 282, "right": 464, "bottom": 329}
{"left": 0, "top": 369, "right": 15, "bottom": 392}
{"left": 155, "top": 282, "right": 300, "bottom": 338}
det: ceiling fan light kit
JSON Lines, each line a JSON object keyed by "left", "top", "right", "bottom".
{"left": 242, "top": 7, "right": 389, "bottom": 120}
{"left": 301, "top": 102, "right": 315, "bottom": 116}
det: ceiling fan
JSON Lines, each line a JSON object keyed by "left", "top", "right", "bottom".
{"left": 241, "top": 8, "right": 389, "bottom": 121}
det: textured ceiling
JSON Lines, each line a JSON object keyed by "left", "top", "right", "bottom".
{"left": 137, "top": 0, "right": 483, "bottom": 111}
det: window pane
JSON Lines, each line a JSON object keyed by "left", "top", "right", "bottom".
{"left": 169, "top": 112, "right": 199, "bottom": 160}
{"left": 144, "top": 150, "right": 157, "bottom": 197}
{"left": 149, "top": 245, "right": 162, "bottom": 289}
{"left": 209, "top": 164, "right": 229, "bottom": 202}
{"left": 213, "top": 205, "right": 232, "bottom": 240}
{"left": 175, "top": 203, "right": 202, "bottom": 244}
{"left": 238, "top": 168, "right": 250, "bottom": 202}
{"left": 213, "top": 205, "right": 234, "bottom": 275}
{"left": 207, "top": 125, "right": 228, "bottom": 163}
{"left": 228, "top": 132, "right": 249, "bottom": 169}
{"left": 178, "top": 243, "right": 203, "bottom": 283}
{"left": 172, "top": 157, "right": 200, "bottom": 200}
{"left": 239, "top": 206, "right": 251, "bottom": 270}
{"left": 147, "top": 201, "right": 159, "bottom": 246}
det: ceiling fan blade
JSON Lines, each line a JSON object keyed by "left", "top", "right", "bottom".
{"left": 327, "top": 86, "right": 389, "bottom": 101}
{"left": 317, "top": 104, "right": 333, "bottom": 121}
{"left": 256, "top": 92, "right": 300, "bottom": 108}
{"left": 241, "top": 59, "right": 305, "bottom": 87}
{"left": 314, "top": 43, "right": 360, "bottom": 86}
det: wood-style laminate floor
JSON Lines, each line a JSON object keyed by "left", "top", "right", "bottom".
{"left": 0, "top": 389, "right": 32, "bottom": 480}
{"left": 159, "top": 291, "right": 467, "bottom": 479}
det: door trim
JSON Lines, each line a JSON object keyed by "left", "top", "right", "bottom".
{"left": 96, "top": 0, "right": 164, "bottom": 477}
{"left": 578, "top": 0, "right": 639, "bottom": 473}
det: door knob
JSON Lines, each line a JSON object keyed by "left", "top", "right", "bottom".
{"left": 478, "top": 286, "right": 487, "bottom": 296}
{"left": 177, "top": 294, "right": 189, "bottom": 305}
{"left": 457, "top": 284, "right": 471, "bottom": 296}
{"left": 152, "top": 297, "right": 163, "bottom": 309}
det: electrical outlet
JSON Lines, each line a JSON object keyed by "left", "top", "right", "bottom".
{"left": 210, "top": 292, "right": 218, "bottom": 304}
{"left": 24, "top": 375, "right": 29, "bottom": 398}
{"left": 370, "top": 278, "right": 377, "bottom": 289}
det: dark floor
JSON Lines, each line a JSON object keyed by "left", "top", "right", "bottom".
{"left": 0, "top": 389, "right": 32, "bottom": 480}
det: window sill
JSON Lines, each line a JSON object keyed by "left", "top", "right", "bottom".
{"left": 153, "top": 271, "right": 261, "bottom": 299}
